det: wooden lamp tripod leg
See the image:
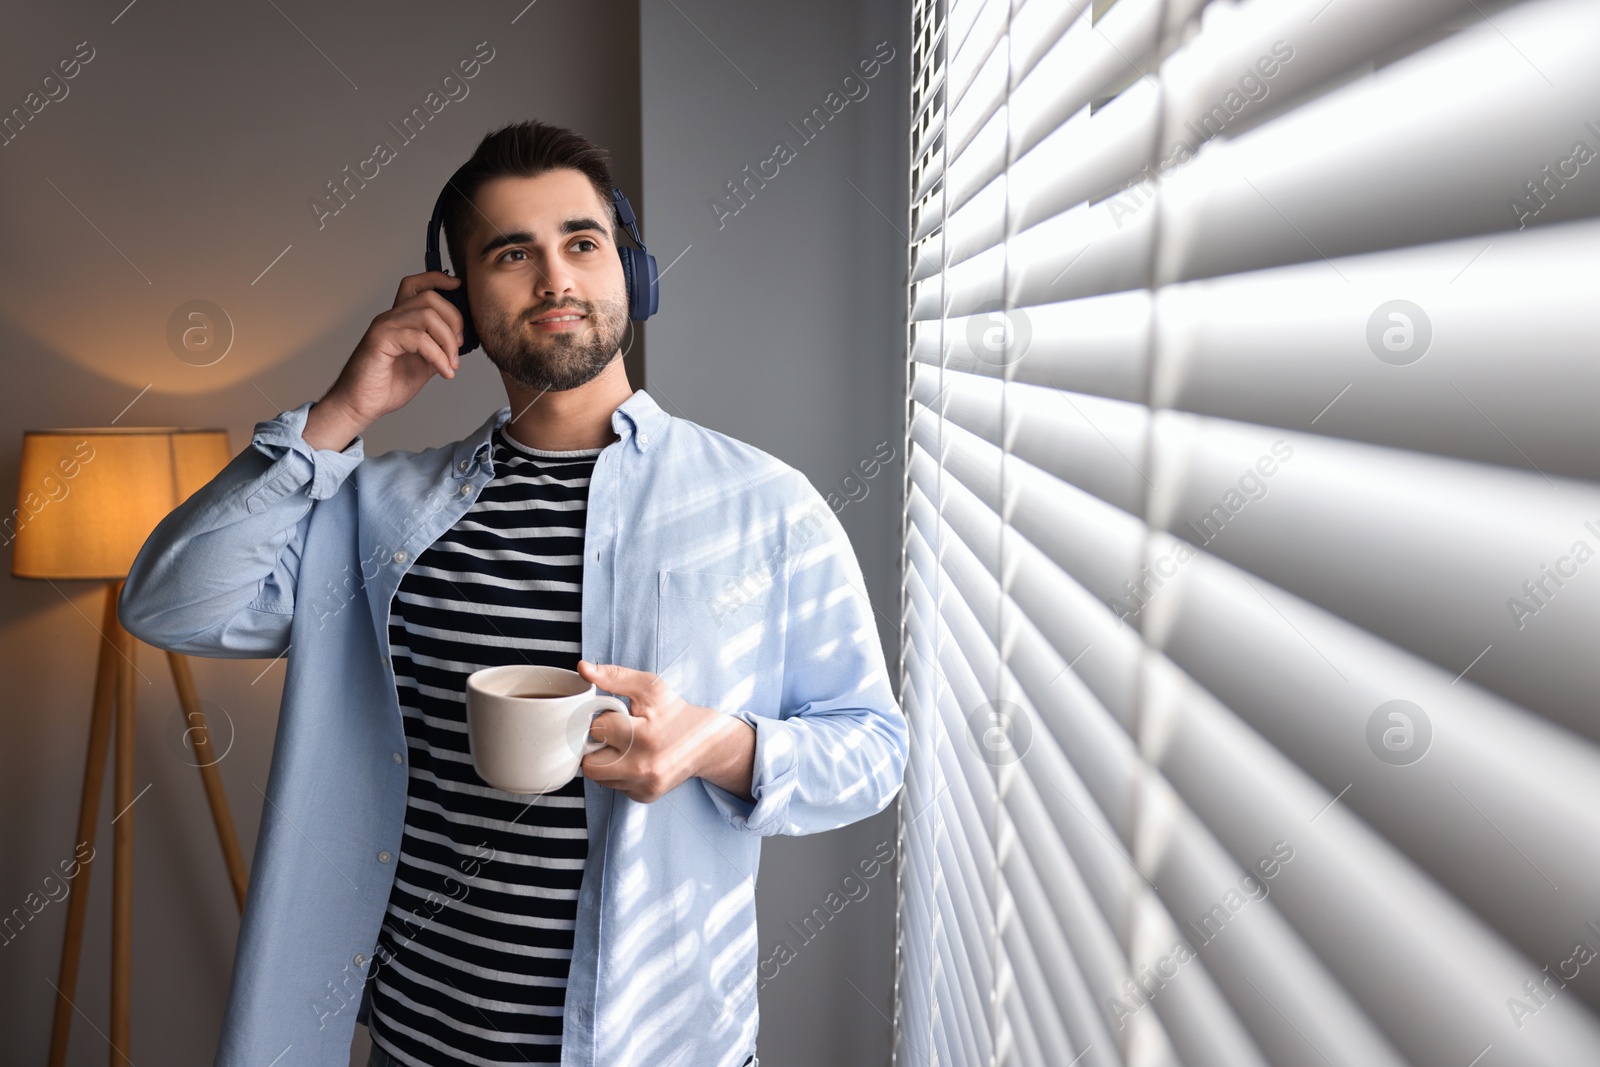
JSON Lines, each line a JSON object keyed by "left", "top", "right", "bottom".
{"left": 165, "top": 651, "right": 249, "bottom": 911}
{"left": 44, "top": 585, "right": 252, "bottom": 1067}
{"left": 111, "top": 586, "right": 135, "bottom": 1065}
{"left": 45, "top": 581, "right": 119, "bottom": 1067}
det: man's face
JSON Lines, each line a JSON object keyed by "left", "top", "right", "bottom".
{"left": 463, "top": 169, "right": 630, "bottom": 393}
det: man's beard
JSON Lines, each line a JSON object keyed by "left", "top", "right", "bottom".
{"left": 477, "top": 291, "right": 629, "bottom": 393}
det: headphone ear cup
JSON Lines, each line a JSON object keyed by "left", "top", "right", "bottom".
{"left": 619, "top": 248, "right": 638, "bottom": 321}
{"left": 639, "top": 250, "right": 659, "bottom": 320}
{"left": 617, "top": 246, "right": 660, "bottom": 322}
{"left": 443, "top": 277, "right": 480, "bottom": 354}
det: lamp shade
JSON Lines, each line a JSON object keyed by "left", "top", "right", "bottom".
{"left": 11, "top": 427, "right": 232, "bottom": 580}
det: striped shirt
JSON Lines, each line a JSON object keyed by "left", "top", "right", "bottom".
{"left": 367, "top": 425, "right": 602, "bottom": 1065}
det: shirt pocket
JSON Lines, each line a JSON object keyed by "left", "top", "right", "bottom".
{"left": 655, "top": 568, "right": 776, "bottom": 715}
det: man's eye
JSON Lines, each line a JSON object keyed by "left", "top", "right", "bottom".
{"left": 500, "top": 248, "right": 527, "bottom": 263}
{"left": 575, "top": 239, "right": 598, "bottom": 253}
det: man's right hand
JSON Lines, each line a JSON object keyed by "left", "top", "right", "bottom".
{"left": 302, "top": 271, "right": 468, "bottom": 451}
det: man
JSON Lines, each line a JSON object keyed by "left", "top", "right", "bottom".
{"left": 118, "top": 120, "right": 907, "bottom": 1067}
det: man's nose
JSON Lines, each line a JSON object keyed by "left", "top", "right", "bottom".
{"left": 533, "top": 254, "right": 575, "bottom": 299}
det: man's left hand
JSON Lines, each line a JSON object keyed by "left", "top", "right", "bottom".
{"left": 576, "top": 660, "right": 756, "bottom": 805}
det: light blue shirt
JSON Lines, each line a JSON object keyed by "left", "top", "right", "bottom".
{"left": 118, "top": 388, "right": 908, "bottom": 1067}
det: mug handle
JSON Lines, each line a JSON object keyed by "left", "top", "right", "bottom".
{"left": 580, "top": 696, "right": 631, "bottom": 755}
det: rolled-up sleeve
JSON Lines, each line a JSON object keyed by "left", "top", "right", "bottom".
{"left": 118, "top": 401, "right": 364, "bottom": 658}
{"left": 247, "top": 401, "right": 366, "bottom": 506}
{"left": 701, "top": 483, "right": 908, "bottom": 836}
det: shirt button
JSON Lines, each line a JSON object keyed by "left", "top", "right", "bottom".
{"left": 392, "top": 751, "right": 403, "bottom": 764}
{"left": 460, "top": 483, "right": 473, "bottom": 496}
{"left": 458, "top": 459, "right": 469, "bottom": 471}
{"left": 638, "top": 433, "right": 650, "bottom": 445}
{"left": 378, "top": 851, "right": 392, "bottom": 863}
{"left": 392, "top": 550, "right": 407, "bottom": 564}
{"left": 354, "top": 953, "right": 367, "bottom": 968}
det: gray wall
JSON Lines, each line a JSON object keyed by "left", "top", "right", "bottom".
{"left": 0, "top": 3, "right": 641, "bottom": 1064}
{"left": 640, "top": 2, "right": 910, "bottom": 1065}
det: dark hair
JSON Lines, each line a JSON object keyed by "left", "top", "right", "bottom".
{"left": 440, "top": 120, "right": 617, "bottom": 279}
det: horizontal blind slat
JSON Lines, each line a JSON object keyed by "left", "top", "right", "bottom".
{"left": 1141, "top": 642, "right": 1600, "bottom": 1064}
{"left": 911, "top": 291, "right": 1151, "bottom": 402}
{"left": 1148, "top": 218, "right": 1600, "bottom": 482}
{"left": 907, "top": 417, "right": 1146, "bottom": 612}
{"left": 1143, "top": 411, "right": 1600, "bottom": 742}
{"left": 1150, "top": 540, "right": 1600, "bottom": 999}
{"left": 1008, "top": 0, "right": 1159, "bottom": 165}
{"left": 1153, "top": 0, "right": 1600, "bottom": 285}
{"left": 912, "top": 363, "right": 1150, "bottom": 514}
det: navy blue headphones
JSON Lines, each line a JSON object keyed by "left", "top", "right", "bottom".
{"left": 424, "top": 168, "right": 660, "bottom": 355}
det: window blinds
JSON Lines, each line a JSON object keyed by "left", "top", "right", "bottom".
{"left": 892, "top": 1, "right": 1600, "bottom": 1066}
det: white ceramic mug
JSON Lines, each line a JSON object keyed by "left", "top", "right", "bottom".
{"left": 464, "top": 665, "right": 630, "bottom": 794}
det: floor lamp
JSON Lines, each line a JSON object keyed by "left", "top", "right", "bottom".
{"left": 12, "top": 426, "right": 251, "bottom": 1067}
